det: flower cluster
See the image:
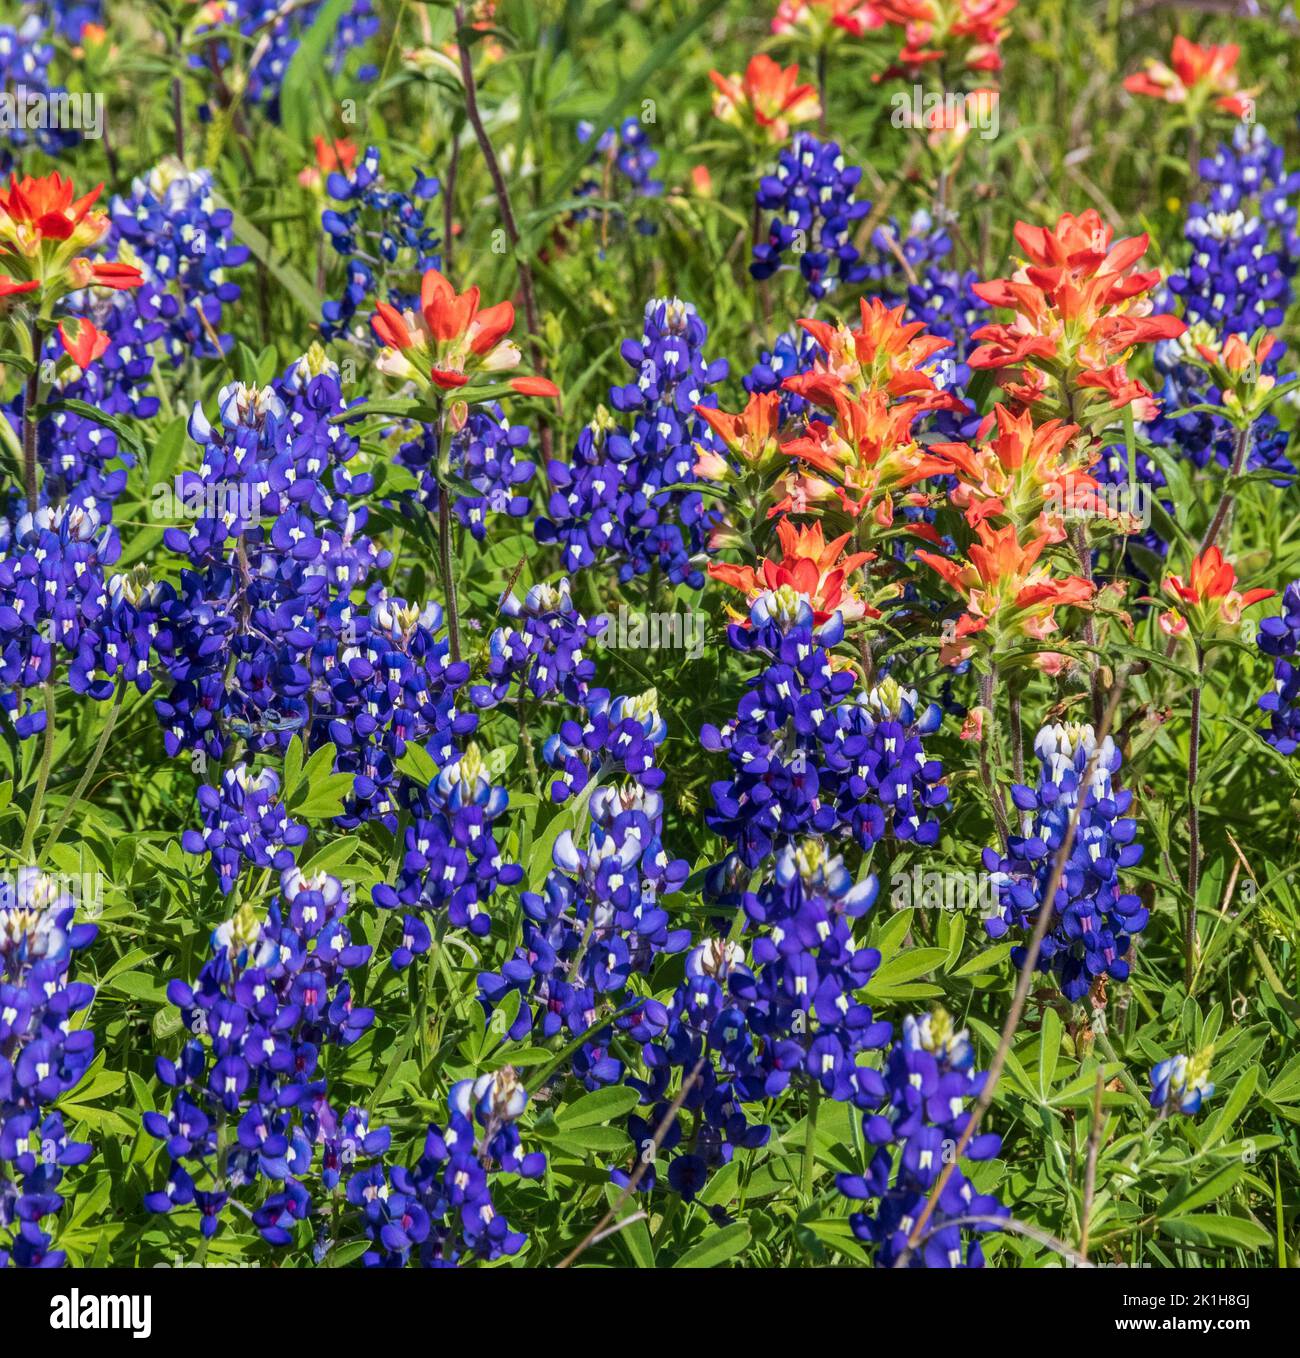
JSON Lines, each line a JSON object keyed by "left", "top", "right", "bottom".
{"left": 970, "top": 208, "right": 1185, "bottom": 430}
{"left": 477, "top": 769, "right": 690, "bottom": 1075}
{"left": 181, "top": 764, "right": 309, "bottom": 895}
{"left": 347, "top": 1068, "right": 544, "bottom": 1266}
{"left": 373, "top": 740, "right": 522, "bottom": 954}
{"left": 194, "top": 1, "right": 379, "bottom": 122}
{"left": 709, "top": 55, "right": 821, "bottom": 145}
{"left": 575, "top": 118, "right": 663, "bottom": 237}
{"left": 702, "top": 595, "right": 947, "bottom": 867}
{"left": 107, "top": 161, "right": 249, "bottom": 360}
{"left": 837, "top": 1009, "right": 1008, "bottom": 1267}
{"left": 536, "top": 296, "right": 728, "bottom": 588}
{"left": 145, "top": 868, "right": 379, "bottom": 1242}
{"left": 0, "top": 12, "right": 80, "bottom": 170}
{"left": 982, "top": 721, "right": 1147, "bottom": 1002}
{"left": 0, "top": 870, "right": 97, "bottom": 1269}
{"left": 397, "top": 402, "right": 537, "bottom": 541}
{"left": 468, "top": 578, "right": 605, "bottom": 711}
{"left": 321, "top": 146, "right": 440, "bottom": 342}
{"left": 1158, "top": 546, "right": 1274, "bottom": 646}
{"left": 751, "top": 133, "right": 872, "bottom": 301}
{"left": 150, "top": 354, "right": 386, "bottom": 769}
{"left": 1257, "top": 580, "right": 1300, "bottom": 755}
{"left": 1124, "top": 37, "right": 1255, "bottom": 120}
{"left": 1149, "top": 125, "right": 1298, "bottom": 479}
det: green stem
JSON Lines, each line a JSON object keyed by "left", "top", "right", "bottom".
{"left": 21, "top": 683, "right": 57, "bottom": 862}
{"left": 40, "top": 677, "right": 125, "bottom": 865}
{"left": 1185, "top": 649, "right": 1204, "bottom": 992}
{"left": 801, "top": 1083, "right": 820, "bottom": 1203}
{"left": 22, "top": 318, "right": 42, "bottom": 508}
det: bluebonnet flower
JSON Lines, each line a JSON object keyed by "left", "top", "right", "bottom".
{"left": 373, "top": 740, "right": 522, "bottom": 955}
{"left": 743, "top": 326, "right": 822, "bottom": 424}
{"left": 575, "top": 117, "right": 663, "bottom": 236}
{"left": 108, "top": 161, "right": 250, "bottom": 360}
{"left": 837, "top": 1009, "right": 1007, "bottom": 1267}
{"left": 1149, "top": 124, "right": 1299, "bottom": 482}
{"left": 1149, "top": 1047, "right": 1215, "bottom": 1116}
{"left": 750, "top": 133, "right": 871, "bottom": 301}
{"left": 1257, "top": 580, "right": 1300, "bottom": 754}
{"left": 0, "top": 500, "right": 123, "bottom": 721}
{"left": 0, "top": 14, "right": 80, "bottom": 170}
{"left": 543, "top": 687, "right": 669, "bottom": 804}
{"left": 320, "top": 145, "right": 440, "bottom": 341}
{"left": 740, "top": 840, "right": 891, "bottom": 1100}
{"left": 347, "top": 1067, "right": 544, "bottom": 1267}
{"left": 701, "top": 591, "right": 947, "bottom": 868}
{"left": 468, "top": 578, "right": 605, "bottom": 711}
{"left": 983, "top": 721, "right": 1147, "bottom": 1003}
{"left": 1, "top": 870, "right": 97, "bottom": 1269}
{"left": 618, "top": 840, "right": 888, "bottom": 1204}
{"left": 151, "top": 352, "right": 386, "bottom": 768}
{"left": 537, "top": 297, "right": 730, "bottom": 589}
{"left": 145, "top": 868, "right": 381, "bottom": 1242}
{"left": 477, "top": 772, "right": 690, "bottom": 1070}
{"left": 193, "top": 2, "right": 380, "bottom": 122}
{"left": 181, "top": 764, "right": 309, "bottom": 895}
{"left": 397, "top": 403, "right": 536, "bottom": 542}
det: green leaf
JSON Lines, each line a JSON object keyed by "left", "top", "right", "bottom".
{"left": 1158, "top": 1161, "right": 1247, "bottom": 1219}
{"left": 1039, "top": 1008, "right": 1062, "bottom": 1098}
{"left": 556, "top": 1086, "right": 640, "bottom": 1130}
{"left": 951, "top": 943, "right": 1013, "bottom": 978}
{"left": 671, "top": 1221, "right": 751, "bottom": 1269}
{"left": 1199, "top": 1066, "right": 1259, "bottom": 1151}
{"left": 1160, "top": 1213, "right": 1271, "bottom": 1250}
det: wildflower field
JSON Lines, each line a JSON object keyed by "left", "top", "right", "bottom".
{"left": 2, "top": 0, "right": 1300, "bottom": 1287}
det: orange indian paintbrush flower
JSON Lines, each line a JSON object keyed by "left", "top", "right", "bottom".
{"left": 1124, "top": 37, "right": 1257, "bottom": 120}
{"left": 709, "top": 55, "right": 821, "bottom": 143}
{"left": 0, "top": 172, "right": 143, "bottom": 304}
{"left": 692, "top": 390, "right": 783, "bottom": 480}
{"left": 916, "top": 521, "right": 1094, "bottom": 664}
{"left": 779, "top": 387, "right": 948, "bottom": 525}
{"left": 969, "top": 208, "right": 1185, "bottom": 426}
{"left": 1158, "top": 547, "right": 1275, "bottom": 641}
{"left": 784, "top": 297, "right": 964, "bottom": 412}
{"left": 874, "top": 0, "right": 1017, "bottom": 75}
{"left": 928, "top": 403, "right": 1104, "bottom": 541}
{"left": 709, "top": 517, "right": 875, "bottom": 623}
{"left": 371, "top": 267, "right": 558, "bottom": 397}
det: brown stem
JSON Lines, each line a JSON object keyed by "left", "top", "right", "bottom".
{"left": 443, "top": 134, "right": 460, "bottom": 279}
{"left": 1198, "top": 421, "right": 1252, "bottom": 558}
{"left": 557, "top": 1055, "right": 706, "bottom": 1267}
{"left": 453, "top": 6, "right": 552, "bottom": 470}
{"left": 1079, "top": 1067, "right": 1106, "bottom": 1261}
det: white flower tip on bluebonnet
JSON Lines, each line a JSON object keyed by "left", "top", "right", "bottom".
{"left": 688, "top": 936, "right": 746, "bottom": 980}
{"left": 905, "top": 1007, "right": 974, "bottom": 1069}
{"left": 862, "top": 675, "right": 918, "bottom": 724}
